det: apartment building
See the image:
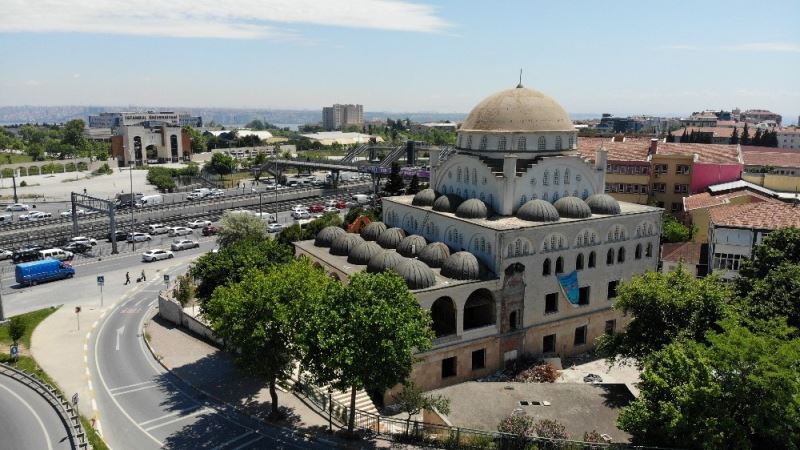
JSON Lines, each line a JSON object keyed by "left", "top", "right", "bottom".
{"left": 322, "top": 104, "right": 364, "bottom": 130}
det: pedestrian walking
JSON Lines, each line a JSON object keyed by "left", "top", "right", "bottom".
{"left": 83, "top": 188, "right": 87, "bottom": 195}
{"left": 124, "top": 272, "right": 130, "bottom": 285}
{"left": 141, "top": 269, "right": 146, "bottom": 282}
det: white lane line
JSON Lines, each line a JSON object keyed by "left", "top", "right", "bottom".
{"left": 108, "top": 380, "right": 156, "bottom": 392}
{"left": 143, "top": 407, "right": 210, "bottom": 432}
{"left": 232, "top": 435, "right": 264, "bottom": 450}
{"left": 211, "top": 431, "right": 254, "bottom": 450}
{"left": 0, "top": 381, "right": 55, "bottom": 450}
{"left": 91, "top": 398, "right": 97, "bottom": 411}
{"left": 88, "top": 380, "right": 93, "bottom": 391}
{"left": 137, "top": 409, "right": 191, "bottom": 427}
{"left": 111, "top": 384, "right": 160, "bottom": 396}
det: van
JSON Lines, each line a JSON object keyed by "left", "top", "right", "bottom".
{"left": 148, "top": 223, "right": 169, "bottom": 235}
{"left": 137, "top": 194, "right": 163, "bottom": 207}
{"left": 38, "top": 248, "right": 74, "bottom": 261}
{"left": 352, "top": 194, "right": 370, "bottom": 205}
{"left": 16, "top": 259, "right": 75, "bottom": 286}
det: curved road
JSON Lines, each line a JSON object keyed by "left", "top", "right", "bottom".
{"left": 90, "top": 269, "right": 331, "bottom": 450}
{"left": 0, "top": 369, "right": 73, "bottom": 450}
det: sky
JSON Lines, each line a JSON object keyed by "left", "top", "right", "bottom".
{"left": 0, "top": 0, "right": 798, "bottom": 121}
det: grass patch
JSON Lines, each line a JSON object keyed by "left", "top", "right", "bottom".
{"left": 80, "top": 416, "right": 111, "bottom": 450}
{"left": 0, "top": 153, "right": 34, "bottom": 164}
{"left": 0, "top": 306, "right": 59, "bottom": 349}
{"left": 0, "top": 353, "right": 60, "bottom": 388}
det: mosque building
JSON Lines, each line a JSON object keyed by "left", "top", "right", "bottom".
{"left": 294, "top": 82, "right": 662, "bottom": 396}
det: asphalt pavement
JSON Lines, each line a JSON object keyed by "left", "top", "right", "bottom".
{"left": 0, "top": 370, "right": 73, "bottom": 450}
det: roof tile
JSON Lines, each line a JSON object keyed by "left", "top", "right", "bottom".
{"left": 709, "top": 202, "right": 800, "bottom": 230}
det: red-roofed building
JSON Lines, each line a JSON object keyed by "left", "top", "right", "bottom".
{"left": 683, "top": 185, "right": 781, "bottom": 243}
{"left": 742, "top": 146, "right": 800, "bottom": 193}
{"left": 661, "top": 242, "right": 705, "bottom": 277}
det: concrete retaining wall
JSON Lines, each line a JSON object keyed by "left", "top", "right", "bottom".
{"left": 157, "top": 290, "right": 221, "bottom": 345}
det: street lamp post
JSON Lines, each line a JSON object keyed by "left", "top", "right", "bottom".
{"left": 129, "top": 159, "right": 135, "bottom": 251}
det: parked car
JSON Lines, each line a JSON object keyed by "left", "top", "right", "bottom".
{"left": 38, "top": 248, "right": 74, "bottom": 261}
{"left": 323, "top": 206, "right": 339, "bottom": 214}
{"left": 267, "top": 223, "right": 284, "bottom": 233}
{"left": 147, "top": 223, "right": 169, "bottom": 235}
{"left": 171, "top": 239, "right": 199, "bottom": 251}
{"left": 202, "top": 224, "right": 219, "bottom": 236}
{"left": 60, "top": 209, "right": 86, "bottom": 218}
{"left": 127, "top": 232, "right": 152, "bottom": 243}
{"left": 15, "top": 259, "right": 75, "bottom": 286}
{"left": 308, "top": 204, "right": 324, "bottom": 213}
{"left": 12, "top": 246, "right": 46, "bottom": 264}
{"left": 142, "top": 249, "right": 174, "bottom": 262}
{"left": 0, "top": 249, "right": 12, "bottom": 260}
{"left": 324, "top": 199, "right": 337, "bottom": 208}
{"left": 69, "top": 236, "right": 97, "bottom": 246}
{"left": 335, "top": 200, "right": 347, "bottom": 209}
{"left": 168, "top": 226, "right": 192, "bottom": 237}
{"left": 63, "top": 242, "right": 92, "bottom": 254}
{"left": 6, "top": 203, "right": 30, "bottom": 211}
{"left": 187, "top": 219, "right": 212, "bottom": 229}
{"left": 291, "top": 210, "right": 311, "bottom": 220}
{"left": 20, "top": 211, "right": 51, "bottom": 221}
{"left": 107, "top": 230, "right": 128, "bottom": 242}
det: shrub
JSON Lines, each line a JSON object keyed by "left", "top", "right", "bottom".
{"left": 65, "top": 162, "right": 76, "bottom": 172}
{"left": 93, "top": 163, "right": 113, "bottom": 175}
{"left": 8, "top": 316, "right": 26, "bottom": 343}
{"left": 28, "top": 166, "right": 39, "bottom": 175}
{"left": 662, "top": 214, "right": 691, "bottom": 243}
{"left": 583, "top": 430, "right": 605, "bottom": 443}
{"left": 533, "top": 419, "right": 568, "bottom": 439}
{"left": 146, "top": 167, "right": 176, "bottom": 192}
{"left": 19, "top": 180, "right": 27, "bottom": 187}
{"left": 498, "top": 415, "right": 536, "bottom": 438}
{"left": 77, "top": 161, "right": 88, "bottom": 171}
{"left": 513, "top": 363, "right": 559, "bottom": 383}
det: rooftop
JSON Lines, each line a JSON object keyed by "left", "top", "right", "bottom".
{"left": 709, "top": 202, "right": 800, "bottom": 230}
{"left": 683, "top": 188, "right": 778, "bottom": 211}
{"left": 654, "top": 142, "right": 741, "bottom": 164}
{"left": 577, "top": 137, "right": 650, "bottom": 162}
{"left": 742, "top": 147, "right": 800, "bottom": 168}
{"left": 661, "top": 242, "right": 703, "bottom": 265}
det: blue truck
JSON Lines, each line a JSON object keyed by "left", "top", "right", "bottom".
{"left": 15, "top": 259, "right": 75, "bottom": 286}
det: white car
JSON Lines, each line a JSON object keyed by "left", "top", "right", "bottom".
{"left": 69, "top": 236, "right": 97, "bottom": 246}
{"left": 60, "top": 209, "right": 86, "bottom": 218}
{"left": 187, "top": 219, "right": 212, "bottom": 229}
{"left": 168, "top": 226, "right": 193, "bottom": 237}
{"left": 142, "top": 249, "right": 174, "bottom": 262}
{"left": 171, "top": 239, "right": 199, "bottom": 251}
{"left": 323, "top": 206, "right": 339, "bottom": 214}
{"left": 324, "top": 200, "right": 337, "bottom": 208}
{"left": 20, "top": 211, "right": 51, "bottom": 221}
{"left": 5, "top": 203, "right": 29, "bottom": 211}
{"left": 0, "top": 249, "right": 12, "bottom": 260}
{"left": 127, "top": 232, "right": 152, "bottom": 243}
{"left": 267, "top": 223, "right": 284, "bottom": 233}
{"left": 291, "top": 210, "right": 311, "bottom": 220}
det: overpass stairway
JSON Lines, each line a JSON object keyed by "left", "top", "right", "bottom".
{"left": 340, "top": 144, "right": 370, "bottom": 164}
{"left": 379, "top": 145, "right": 407, "bottom": 167}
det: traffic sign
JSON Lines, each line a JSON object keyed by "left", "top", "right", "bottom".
{"left": 10, "top": 344, "right": 18, "bottom": 359}
{"left": 75, "top": 306, "right": 81, "bottom": 314}
{"left": 72, "top": 393, "right": 78, "bottom": 406}
{"left": 163, "top": 274, "right": 170, "bottom": 284}
{"left": 97, "top": 275, "right": 104, "bottom": 286}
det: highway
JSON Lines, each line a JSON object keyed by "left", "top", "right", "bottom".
{"left": 0, "top": 368, "right": 73, "bottom": 450}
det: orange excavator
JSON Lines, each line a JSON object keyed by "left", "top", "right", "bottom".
{"left": 348, "top": 215, "right": 372, "bottom": 233}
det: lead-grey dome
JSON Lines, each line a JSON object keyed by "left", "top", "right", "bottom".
{"left": 367, "top": 250, "right": 404, "bottom": 274}
{"left": 330, "top": 233, "right": 364, "bottom": 256}
{"left": 315, "top": 226, "right": 346, "bottom": 247}
{"left": 395, "top": 258, "right": 436, "bottom": 290}
{"left": 586, "top": 194, "right": 621, "bottom": 215}
{"left": 377, "top": 227, "right": 406, "bottom": 249}
{"left": 553, "top": 196, "right": 592, "bottom": 219}
{"left": 419, "top": 242, "right": 451, "bottom": 268}
{"left": 347, "top": 241, "right": 382, "bottom": 265}
{"left": 397, "top": 235, "right": 427, "bottom": 257}
{"left": 360, "top": 221, "right": 387, "bottom": 241}
{"left": 517, "top": 199, "right": 560, "bottom": 222}
{"left": 412, "top": 188, "right": 437, "bottom": 207}
{"left": 432, "top": 194, "right": 463, "bottom": 213}
{"left": 456, "top": 198, "right": 489, "bottom": 219}
{"left": 441, "top": 251, "right": 480, "bottom": 280}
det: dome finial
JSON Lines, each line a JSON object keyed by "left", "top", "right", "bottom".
{"left": 516, "top": 68, "right": 523, "bottom": 88}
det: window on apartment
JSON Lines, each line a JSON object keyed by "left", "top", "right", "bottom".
{"left": 576, "top": 253, "right": 584, "bottom": 271}
{"left": 712, "top": 253, "right": 743, "bottom": 271}
{"left": 542, "top": 258, "right": 551, "bottom": 276}
{"left": 517, "top": 137, "right": 527, "bottom": 151}
{"left": 654, "top": 164, "right": 668, "bottom": 174}
{"left": 578, "top": 286, "right": 590, "bottom": 306}
{"left": 588, "top": 251, "right": 596, "bottom": 268}
{"left": 656, "top": 201, "right": 665, "bottom": 208}
{"left": 652, "top": 183, "right": 666, "bottom": 193}
{"left": 676, "top": 164, "right": 690, "bottom": 175}
{"left": 497, "top": 136, "right": 507, "bottom": 151}
{"left": 472, "top": 349, "right": 486, "bottom": 371}
{"left": 545, "top": 293, "right": 558, "bottom": 314}
{"left": 542, "top": 334, "right": 556, "bottom": 353}
{"left": 441, "top": 357, "right": 457, "bottom": 378}
{"left": 538, "top": 136, "right": 546, "bottom": 150}
{"left": 671, "top": 202, "right": 682, "bottom": 212}
{"left": 605, "top": 320, "right": 616, "bottom": 334}
{"left": 555, "top": 136, "right": 562, "bottom": 150}
{"left": 674, "top": 184, "right": 689, "bottom": 194}
{"left": 608, "top": 280, "right": 619, "bottom": 300}
{"left": 574, "top": 326, "right": 588, "bottom": 346}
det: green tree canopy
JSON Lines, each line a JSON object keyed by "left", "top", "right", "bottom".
{"left": 382, "top": 163, "right": 406, "bottom": 195}
{"left": 61, "top": 119, "right": 86, "bottom": 148}
{"left": 207, "top": 152, "right": 236, "bottom": 176}
{"left": 618, "top": 319, "right": 800, "bottom": 448}
{"left": 596, "top": 266, "right": 732, "bottom": 364}
{"left": 661, "top": 214, "right": 691, "bottom": 243}
{"left": 217, "top": 211, "right": 268, "bottom": 247}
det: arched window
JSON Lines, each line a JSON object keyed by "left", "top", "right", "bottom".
{"left": 555, "top": 136, "right": 562, "bottom": 150}
{"left": 542, "top": 258, "right": 551, "bottom": 276}
{"left": 480, "top": 192, "right": 485, "bottom": 201}
{"left": 507, "top": 244, "right": 513, "bottom": 257}
{"left": 588, "top": 251, "right": 596, "bottom": 268}
{"left": 568, "top": 136, "right": 574, "bottom": 148}
{"left": 480, "top": 237, "right": 486, "bottom": 252}
{"left": 498, "top": 136, "right": 507, "bottom": 151}
{"left": 464, "top": 289, "right": 495, "bottom": 330}
{"left": 552, "top": 191, "right": 560, "bottom": 202}
{"left": 576, "top": 253, "right": 584, "bottom": 271}
{"left": 635, "top": 244, "right": 642, "bottom": 260}
{"left": 617, "top": 247, "right": 626, "bottom": 263}
{"left": 538, "top": 136, "right": 546, "bottom": 150}
{"left": 543, "top": 170, "right": 550, "bottom": 186}
{"left": 515, "top": 240, "right": 521, "bottom": 256}
{"left": 646, "top": 242, "right": 653, "bottom": 258}
{"left": 582, "top": 189, "right": 589, "bottom": 199}
{"left": 466, "top": 135, "right": 473, "bottom": 149}
{"left": 550, "top": 236, "right": 557, "bottom": 250}
{"left": 519, "top": 195, "right": 527, "bottom": 207}
{"left": 472, "top": 168, "right": 477, "bottom": 185}
{"left": 517, "top": 136, "right": 527, "bottom": 151}
{"left": 464, "top": 167, "right": 469, "bottom": 183}
{"left": 457, "top": 167, "right": 462, "bottom": 182}
{"left": 431, "top": 297, "right": 456, "bottom": 337}
{"left": 564, "top": 168, "right": 570, "bottom": 185}
{"left": 479, "top": 135, "right": 488, "bottom": 150}
{"left": 607, "top": 248, "right": 615, "bottom": 265}
{"left": 554, "top": 169, "right": 560, "bottom": 185}
{"left": 555, "top": 257, "right": 564, "bottom": 274}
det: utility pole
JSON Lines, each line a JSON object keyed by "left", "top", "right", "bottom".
{"left": 11, "top": 169, "right": 19, "bottom": 204}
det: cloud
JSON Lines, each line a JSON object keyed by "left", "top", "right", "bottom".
{"left": 0, "top": 0, "right": 451, "bottom": 39}
{"left": 24, "top": 80, "right": 41, "bottom": 86}
{"left": 72, "top": 73, "right": 81, "bottom": 79}
{"left": 663, "top": 42, "right": 800, "bottom": 53}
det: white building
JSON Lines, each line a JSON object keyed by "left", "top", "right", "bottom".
{"left": 777, "top": 127, "right": 800, "bottom": 150}
{"left": 295, "top": 84, "right": 663, "bottom": 398}
{"left": 89, "top": 111, "right": 202, "bottom": 129}
{"left": 111, "top": 124, "right": 190, "bottom": 166}
{"left": 322, "top": 104, "right": 364, "bottom": 130}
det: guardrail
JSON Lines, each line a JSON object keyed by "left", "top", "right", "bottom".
{"left": 0, "top": 362, "right": 90, "bottom": 449}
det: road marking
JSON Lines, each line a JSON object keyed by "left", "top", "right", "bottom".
{"left": 108, "top": 380, "right": 156, "bottom": 392}
{"left": 232, "top": 434, "right": 264, "bottom": 450}
{"left": 137, "top": 409, "right": 192, "bottom": 427}
{"left": 211, "top": 431, "right": 255, "bottom": 450}
{"left": 84, "top": 343, "right": 88, "bottom": 351}
{"left": 142, "top": 407, "right": 210, "bottom": 431}
{"left": 88, "top": 380, "right": 93, "bottom": 391}
{"left": 84, "top": 355, "right": 88, "bottom": 363}
{"left": 91, "top": 398, "right": 97, "bottom": 411}
{"left": 0, "top": 381, "right": 55, "bottom": 450}
{"left": 92, "top": 320, "right": 98, "bottom": 328}
{"left": 112, "top": 384, "right": 159, "bottom": 396}
{"left": 115, "top": 326, "right": 125, "bottom": 351}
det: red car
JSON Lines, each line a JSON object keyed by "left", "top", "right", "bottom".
{"left": 308, "top": 204, "right": 324, "bottom": 213}
{"left": 202, "top": 224, "right": 219, "bottom": 236}
{"left": 335, "top": 200, "right": 347, "bottom": 209}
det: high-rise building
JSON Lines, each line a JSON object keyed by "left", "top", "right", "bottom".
{"left": 322, "top": 104, "right": 363, "bottom": 130}
{"left": 88, "top": 111, "right": 202, "bottom": 129}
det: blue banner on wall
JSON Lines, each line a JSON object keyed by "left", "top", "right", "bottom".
{"left": 557, "top": 270, "right": 580, "bottom": 305}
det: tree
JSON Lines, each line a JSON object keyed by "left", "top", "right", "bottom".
{"left": 406, "top": 174, "right": 421, "bottom": 195}
{"left": 729, "top": 127, "right": 739, "bottom": 145}
{"left": 740, "top": 123, "right": 750, "bottom": 145}
{"left": 182, "top": 126, "right": 207, "bottom": 153}
{"left": 596, "top": 266, "right": 731, "bottom": 364}
{"left": 205, "top": 261, "right": 335, "bottom": 419}
{"left": 61, "top": 119, "right": 86, "bottom": 149}
{"left": 173, "top": 274, "right": 196, "bottom": 308}
{"left": 666, "top": 131, "right": 675, "bottom": 143}
{"left": 344, "top": 206, "right": 379, "bottom": 227}
{"left": 300, "top": 271, "right": 434, "bottom": 433}
{"left": 8, "top": 316, "right": 26, "bottom": 344}
{"left": 304, "top": 213, "right": 343, "bottom": 238}
{"left": 752, "top": 128, "right": 763, "bottom": 146}
{"left": 217, "top": 211, "right": 267, "bottom": 247}
{"left": 618, "top": 319, "right": 800, "bottom": 448}
{"left": 383, "top": 163, "right": 405, "bottom": 196}
{"left": 392, "top": 381, "right": 450, "bottom": 434}
{"left": 275, "top": 224, "right": 309, "bottom": 246}
{"left": 661, "top": 214, "right": 691, "bottom": 243}
{"left": 207, "top": 152, "right": 236, "bottom": 177}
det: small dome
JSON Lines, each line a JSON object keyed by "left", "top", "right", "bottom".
{"left": 315, "top": 226, "right": 346, "bottom": 247}
{"left": 395, "top": 258, "right": 436, "bottom": 290}
{"left": 412, "top": 189, "right": 437, "bottom": 207}
{"left": 441, "top": 252, "right": 480, "bottom": 280}
{"left": 553, "top": 196, "right": 592, "bottom": 219}
{"left": 518, "top": 199, "right": 560, "bottom": 222}
{"left": 360, "top": 221, "right": 387, "bottom": 241}
{"left": 456, "top": 198, "right": 489, "bottom": 219}
{"left": 377, "top": 227, "right": 407, "bottom": 249}
{"left": 397, "top": 235, "right": 427, "bottom": 257}
{"left": 367, "top": 250, "right": 404, "bottom": 274}
{"left": 347, "top": 241, "right": 382, "bottom": 265}
{"left": 432, "top": 194, "right": 463, "bottom": 213}
{"left": 330, "top": 233, "right": 364, "bottom": 256}
{"left": 419, "top": 242, "right": 451, "bottom": 268}
{"left": 586, "top": 194, "right": 621, "bottom": 215}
